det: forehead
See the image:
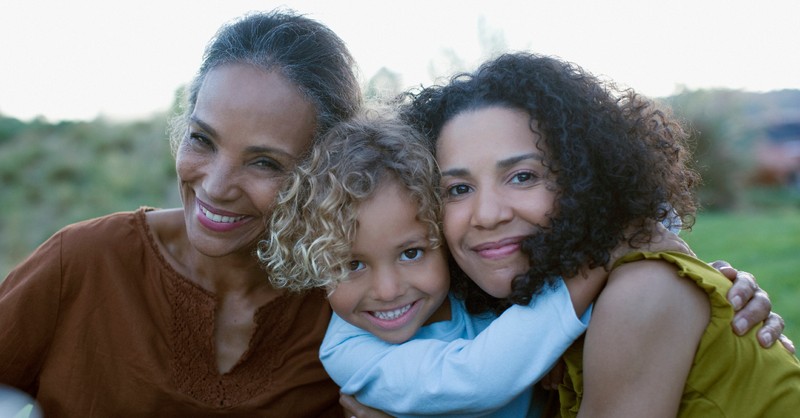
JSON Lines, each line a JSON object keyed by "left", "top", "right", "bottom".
{"left": 436, "top": 106, "right": 539, "bottom": 165}
{"left": 193, "top": 64, "right": 317, "bottom": 155}
{"left": 353, "top": 180, "right": 425, "bottom": 240}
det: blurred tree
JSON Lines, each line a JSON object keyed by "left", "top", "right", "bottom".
{"left": 668, "top": 89, "right": 751, "bottom": 210}
{"left": 365, "top": 67, "right": 403, "bottom": 100}
{"left": 0, "top": 114, "right": 178, "bottom": 278}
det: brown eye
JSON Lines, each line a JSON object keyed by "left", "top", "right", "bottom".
{"left": 348, "top": 260, "right": 365, "bottom": 272}
{"left": 446, "top": 184, "right": 472, "bottom": 196}
{"left": 400, "top": 248, "right": 422, "bottom": 261}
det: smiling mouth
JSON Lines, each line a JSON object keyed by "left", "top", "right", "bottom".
{"left": 370, "top": 303, "right": 413, "bottom": 321}
{"left": 200, "top": 206, "right": 246, "bottom": 223}
{"left": 472, "top": 237, "right": 524, "bottom": 259}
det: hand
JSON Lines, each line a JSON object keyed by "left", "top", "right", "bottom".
{"left": 608, "top": 221, "right": 695, "bottom": 269}
{"left": 340, "top": 394, "right": 394, "bottom": 418}
{"left": 539, "top": 359, "right": 565, "bottom": 391}
{"left": 711, "top": 260, "right": 796, "bottom": 354}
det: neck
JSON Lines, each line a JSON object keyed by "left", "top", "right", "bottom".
{"left": 186, "top": 249, "right": 276, "bottom": 296}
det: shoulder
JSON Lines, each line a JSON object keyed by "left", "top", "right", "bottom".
{"left": 53, "top": 208, "right": 163, "bottom": 274}
{"left": 144, "top": 208, "right": 186, "bottom": 252}
{"left": 588, "top": 258, "right": 711, "bottom": 367}
{"left": 60, "top": 208, "right": 147, "bottom": 244}
{"left": 600, "top": 258, "right": 707, "bottom": 321}
{"left": 580, "top": 258, "right": 711, "bottom": 417}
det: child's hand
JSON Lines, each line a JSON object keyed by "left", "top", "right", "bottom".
{"left": 539, "top": 359, "right": 565, "bottom": 391}
{"left": 609, "top": 221, "right": 694, "bottom": 269}
{"left": 340, "top": 393, "right": 394, "bottom": 418}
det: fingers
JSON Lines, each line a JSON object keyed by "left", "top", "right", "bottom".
{"left": 779, "top": 334, "right": 797, "bottom": 354}
{"left": 732, "top": 288, "right": 773, "bottom": 335}
{"left": 752, "top": 312, "right": 785, "bottom": 347}
{"left": 722, "top": 266, "right": 758, "bottom": 312}
{"left": 339, "top": 394, "right": 361, "bottom": 418}
{"left": 339, "top": 393, "right": 393, "bottom": 418}
{"left": 710, "top": 260, "right": 736, "bottom": 280}
{"left": 539, "top": 360, "right": 565, "bottom": 391}
{"left": 710, "top": 260, "right": 794, "bottom": 354}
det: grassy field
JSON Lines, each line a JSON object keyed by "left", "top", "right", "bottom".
{"left": 683, "top": 209, "right": 800, "bottom": 344}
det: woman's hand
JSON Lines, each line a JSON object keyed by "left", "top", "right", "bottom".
{"left": 710, "top": 260, "right": 795, "bottom": 353}
{"left": 340, "top": 394, "right": 394, "bottom": 418}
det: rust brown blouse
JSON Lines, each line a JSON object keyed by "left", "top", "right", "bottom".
{"left": 0, "top": 208, "right": 341, "bottom": 417}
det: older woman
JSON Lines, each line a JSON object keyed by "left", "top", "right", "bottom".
{"left": 0, "top": 10, "right": 359, "bottom": 417}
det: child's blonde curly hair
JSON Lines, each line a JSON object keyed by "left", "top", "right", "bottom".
{"left": 258, "top": 107, "right": 442, "bottom": 292}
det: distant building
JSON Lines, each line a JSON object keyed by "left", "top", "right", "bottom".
{"left": 751, "top": 110, "right": 800, "bottom": 189}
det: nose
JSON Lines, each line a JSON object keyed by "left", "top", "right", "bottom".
{"left": 471, "top": 185, "right": 513, "bottom": 229}
{"left": 370, "top": 266, "right": 405, "bottom": 302}
{"left": 203, "top": 156, "right": 241, "bottom": 202}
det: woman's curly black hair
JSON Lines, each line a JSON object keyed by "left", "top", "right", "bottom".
{"left": 401, "top": 52, "right": 699, "bottom": 315}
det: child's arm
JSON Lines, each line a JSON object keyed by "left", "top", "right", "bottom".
{"left": 320, "top": 279, "right": 589, "bottom": 417}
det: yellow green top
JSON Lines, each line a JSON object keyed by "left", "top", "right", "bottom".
{"left": 559, "top": 251, "right": 800, "bottom": 417}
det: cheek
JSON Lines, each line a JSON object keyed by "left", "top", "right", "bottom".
{"left": 441, "top": 205, "right": 464, "bottom": 245}
{"left": 256, "top": 187, "right": 280, "bottom": 216}
{"left": 174, "top": 148, "right": 203, "bottom": 183}
{"left": 426, "top": 255, "right": 451, "bottom": 294}
{"left": 327, "top": 282, "right": 359, "bottom": 318}
{"left": 515, "top": 188, "right": 557, "bottom": 226}
{"left": 250, "top": 178, "right": 285, "bottom": 216}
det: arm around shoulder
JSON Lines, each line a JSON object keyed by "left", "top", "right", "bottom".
{"left": 579, "top": 259, "right": 709, "bottom": 418}
{"left": 321, "top": 282, "right": 588, "bottom": 416}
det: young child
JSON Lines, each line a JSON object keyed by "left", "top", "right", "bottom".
{"left": 259, "top": 108, "right": 599, "bottom": 417}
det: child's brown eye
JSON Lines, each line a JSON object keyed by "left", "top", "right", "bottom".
{"left": 400, "top": 249, "right": 423, "bottom": 261}
{"left": 348, "top": 260, "right": 365, "bottom": 272}
{"left": 446, "top": 184, "right": 472, "bottom": 196}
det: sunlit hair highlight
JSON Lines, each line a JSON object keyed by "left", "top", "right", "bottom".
{"left": 258, "top": 107, "right": 442, "bottom": 292}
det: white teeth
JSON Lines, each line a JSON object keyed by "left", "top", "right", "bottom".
{"left": 372, "top": 304, "right": 412, "bottom": 321}
{"left": 201, "top": 206, "right": 245, "bottom": 223}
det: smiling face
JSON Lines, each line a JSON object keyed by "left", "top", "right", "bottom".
{"left": 327, "top": 179, "right": 450, "bottom": 344}
{"left": 437, "top": 106, "right": 557, "bottom": 298}
{"left": 175, "top": 63, "right": 317, "bottom": 257}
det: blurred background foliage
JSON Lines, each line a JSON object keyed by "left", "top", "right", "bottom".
{"left": 1, "top": 68, "right": 798, "bottom": 341}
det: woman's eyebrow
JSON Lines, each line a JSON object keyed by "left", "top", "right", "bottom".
{"left": 189, "top": 116, "right": 217, "bottom": 137}
{"left": 497, "top": 153, "right": 542, "bottom": 169}
{"left": 440, "top": 153, "right": 544, "bottom": 177}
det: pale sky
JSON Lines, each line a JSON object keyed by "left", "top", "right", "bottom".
{"left": 1, "top": 0, "right": 798, "bottom": 122}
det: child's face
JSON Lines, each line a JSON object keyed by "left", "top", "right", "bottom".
{"left": 328, "top": 179, "right": 450, "bottom": 344}
{"left": 437, "top": 106, "right": 557, "bottom": 298}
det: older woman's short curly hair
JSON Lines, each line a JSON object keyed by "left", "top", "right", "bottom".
{"left": 402, "top": 52, "right": 699, "bottom": 314}
{"left": 259, "top": 107, "right": 442, "bottom": 292}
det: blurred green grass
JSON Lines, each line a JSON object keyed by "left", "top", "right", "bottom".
{"left": 683, "top": 209, "right": 800, "bottom": 343}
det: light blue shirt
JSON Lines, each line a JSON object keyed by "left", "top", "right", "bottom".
{"left": 320, "top": 278, "right": 591, "bottom": 417}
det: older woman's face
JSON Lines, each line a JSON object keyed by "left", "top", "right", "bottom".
{"left": 436, "top": 106, "right": 557, "bottom": 298}
{"left": 175, "top": 63, "right": 316, "bottom": 257}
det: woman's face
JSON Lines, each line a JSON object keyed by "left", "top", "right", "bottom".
{"left": 436, "top": 106, "right": 557, "bottom": 298}
{"left": 175, "top": 63, "right": 317, "bottom": 257}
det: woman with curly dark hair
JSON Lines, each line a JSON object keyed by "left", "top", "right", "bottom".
{"left": 315, "top": 53, "right": 794, "bottom": 418}
{"left": 401, "top": 52, "right": 800, "bottom": 417}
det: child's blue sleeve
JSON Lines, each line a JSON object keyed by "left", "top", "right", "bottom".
{"left": 319, "top": 279, "right": 590, "bottom": 417}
